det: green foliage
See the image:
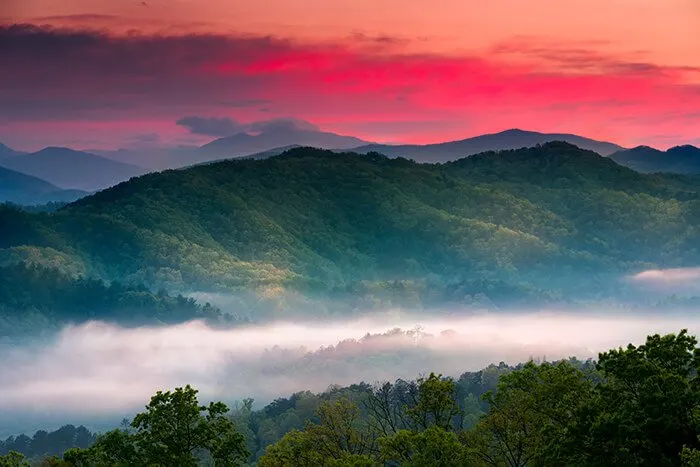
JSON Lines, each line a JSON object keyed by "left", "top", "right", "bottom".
{"left": 469, "top": 360, "right": 595, "bottom": 466}
{"left": 258, "top": 373, "right": 479, "bottom": 465}
{"left": 0, "top": 262, "right": 240, "bottom": 338}
{"left": 258, "top": 398, "right": 375, "bottom": 466}
{"left": 7, "top": 332, "right": 697, "bottom": 465}
{"left": 257, "top": 330, "right": 699, "bottom": 467}
{"left": 406, "top": 373, "right": 461, "bottom": 431}
{"left": 256, "top": 429, "right": 322, "bottom": 467}
{"left": 379, "top": 426, "right": 474, "bottom": 466}
{"left": 682, "top": 439, "right": 700, "bottom": 466}
{"left": 0, "top": 451, "right": 29, "bottom": 467}
{"left": 128, "top": 385, "right": 247, "bottom": 466}
{"left": 63, "top": 428, "right": 138, "bottom": 467}
{"left": 578, "top": 330, "right": 700, "bottom": 465}
{"left": 0, "top": 425, "right": 95, "bottom": 462}
{"left": 66, "top": 385, "right": 248, "bottom": 467}
{"left": 465, "top": 330, "right": 700, "bottom": 466}
{"left": 3, "top": 144, "right": 700, "bottom": 310}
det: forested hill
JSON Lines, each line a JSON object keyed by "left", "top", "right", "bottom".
{"left": 2, "top": 142, "right": 700, "bottom": 309}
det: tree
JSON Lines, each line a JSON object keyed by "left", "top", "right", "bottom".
{"left": 379, "top": 426, "right": 475, "bottom": 466}
{"left": 468, "top": 360, "right": 595, "bottom": 466}
{"left": 406, "top": 373, "right": 462, "bottom": 431}
{"left": 64, "top": 385, "right": 248, "bottom": 466}
{"left": 0, "top": 451, "right": 29, "bottom": 467}
{"left": 131, "top": 385, "right": 248, "bottom": 466}
{"left": 258, "top": 398, "right": 376, "bottom": 466}
{"left": 364, "top": 380, "right": 418, "bottom": 437}
{"left": 37, "top": 456, "right": 72, "bottom": 467}
{"left": 257, "top": 429, "right": 321, "bottom": 467}
{"left": 682, "top": 438, "right": 700, "bottom": 467}
{"left": 466, "top": 331, "right": 700, "bottom": 466}
{"left": 63, "top": 429, "right": 138, "bottom": 467}
{"left": 581, "top": 330, "right": 700, "bottom": 465}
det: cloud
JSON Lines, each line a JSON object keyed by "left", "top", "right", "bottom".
{"left": 127, "top": 133, "right": 160, "bottom": 144}
{"left": 629, "top": 267, "right": 700, "bottom": 285}
{"left": 176, "top": 116, "right": 245, "bottom": 136}
{"left": 348, "top": 31, "right": 411, "bottom": 50}
{"left": 218, "top": 99, "right": 271, "bottom": 108}
{"left": 248, "top": 117, "right": 319, "bottom": 133}
{"left": 175, "top": 116, "right": 320, "bottom": 137}
{"left": 31, "top": 14, "right": 119, "bottom": 22}
{"left": 1, "top": 23, "right": 700, "bottom": 149}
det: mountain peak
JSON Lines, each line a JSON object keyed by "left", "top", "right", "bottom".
{"left": 610, "top": 144, "right": 700, "bottom": 174}
{"left": 0, "top": 147, "right": 145, "bottom": 191}
{"left": 193, "top": 127, "right": 371, "bottom": 164}
{"left": 34, "top": 146, "right": 83, "bottom": 155}
{"left": 0, "top": 142, "right": 24, "bottom": 158}
{"left": 668, "top": 144, "right": 699, "bottom": 153}
{"left": 0, "top": 165, "right": 87, "bottom": 205}
{"left": 629, "top": 145, "right": 658, "bottom": 151}
{"left": 497, "top": 128, "right": 534, "bottom": 135}
{"left": 352, "top": 129, "right": 624, "bottom": 162}
{"left": 447, "top": 142, "right": 648, "bottom": 192}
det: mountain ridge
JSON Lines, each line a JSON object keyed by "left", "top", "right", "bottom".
{"left": 19, "top": 129, "right": 700, "bottom": 175}
{"left": 0, "top": 143, "right": 25, "bottom": 159}
{"left": 188, "top": 127, "right": 371, "bottom": 164}
{"left": 349, "top": 129, "right": 625, "bottom": 162}
{"left": 0, "top": 147, "right": 146, "bottom": 191}
{"left": 2, "top": 142, "right": 698, "bottom": 313}
{"left": 610, "top": 144, "right": 700, "bottom": 174}
{"left": 0, "top": 166, "right": 87, "bottom": 205}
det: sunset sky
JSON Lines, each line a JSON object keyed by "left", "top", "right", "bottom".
{"left": 2, "top": 0, "right": 699, "bottom": 151}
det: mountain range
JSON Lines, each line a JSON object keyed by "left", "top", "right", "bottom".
{"left": 2, "top": 129, "right": 699, "bottom": 207}
{"left": 0, "top": 166, "right": 87, "bottom": 205}
{"left": 610, "top": 145, "right": 700, "bottom": 174}
{"left": 0, "top": 147, "right": 145, "bottom": 191}
{"left": 350, "top": 129, "right": 625, "bottom": 162}
{"left": 2, "top": 142, "right": 699, "bottom": 323}
{"left": 88, "top": 126, "right": 371, "bottom": 170}
{"left": 126, "top": 128, "right": 627, "bottom": 168}
{"left": 196, "top": 126, "right": 369, "bottom": 160}
{"left": 0, "top": 143, "right": 24, "bottom": 159}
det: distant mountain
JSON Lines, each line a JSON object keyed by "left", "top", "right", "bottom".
{"left": 226, "top": 145, "right": 302, "bottom": 162}
{"left": 90, "top": 127, "right": 370, "bottom": 170}
{"left": 0, "top": 147, "right": 146, "bottom": 191}
{"left": 0, "top": 166, "right": 87, "bottom": 205}
{"left": 610, "top": 145, "right": 700, "bottom": 174}
{"left": 88, "top": 146, "right": 201, "bottom": 170}
{"left": 78, "top": 128, "right": 627, "bottom": 170}
{"left": 350, "top": 129, "right": 624, "bottom": 162}
{"left": 168, "top": 127, "right": 370, "bottom": 167}
{"left": 182, "top": 145, "right": 303, "bottom": 169}
{"left": 0, "top": 143, "right": 25, "bottom": 159}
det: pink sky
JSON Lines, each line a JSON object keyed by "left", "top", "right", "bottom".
{"left": 2, "top": 0, "right": 700, "bottom": 150}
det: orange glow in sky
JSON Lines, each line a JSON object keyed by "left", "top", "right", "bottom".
{"left": 2, "top": 0, "right": 699, "bottom": 149}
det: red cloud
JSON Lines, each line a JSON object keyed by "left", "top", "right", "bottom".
{"left": 1, "top": 23, "right": 699, "bottom": 149}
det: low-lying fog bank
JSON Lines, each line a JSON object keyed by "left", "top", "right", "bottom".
{"left": 1, "top": 309, "right": 699, "bottom": 436}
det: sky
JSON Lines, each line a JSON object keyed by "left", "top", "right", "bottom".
{"left": 2, "top": 0, "right": 700, "bottom": 151}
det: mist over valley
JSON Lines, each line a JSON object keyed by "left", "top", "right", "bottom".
{"left": 2, "top": 3, "right": 700, "bottom": 463}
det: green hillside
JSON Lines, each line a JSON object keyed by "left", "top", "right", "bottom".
{"left": 2, "top": 142, "right": 700, "bottom": 316}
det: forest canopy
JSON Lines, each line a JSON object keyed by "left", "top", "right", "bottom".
{"left": 2, "top": 143, "right": 700, "bottom": 323}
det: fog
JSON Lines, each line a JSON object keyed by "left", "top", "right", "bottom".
{"left": 1, "top": 309, "right": 699, "bottom": 436}
{"left": 629, "top": 267, "right": 700, "bottom": 293}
